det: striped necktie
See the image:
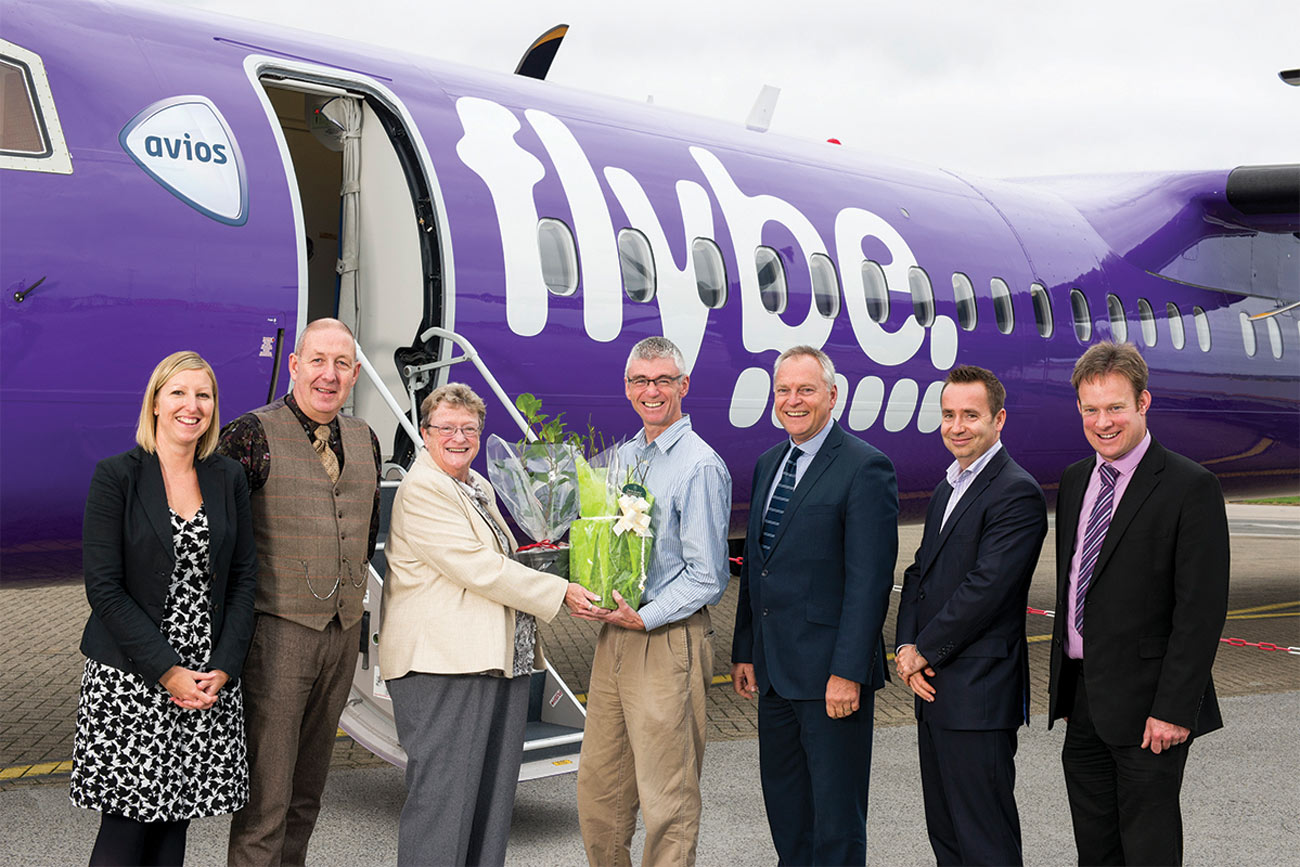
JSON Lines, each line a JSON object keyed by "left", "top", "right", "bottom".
{"left": 761, "top": 447, "right": 802, "bottom": 557}
{"left": 1073, "top": 462, "right": 1119, "bottom": 635}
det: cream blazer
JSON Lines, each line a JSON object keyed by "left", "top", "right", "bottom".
{"left": 378, "top": 449, "right": 568, "bottom": 680}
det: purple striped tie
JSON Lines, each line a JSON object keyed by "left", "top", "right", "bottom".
{"left": 1074, "top": 462, "right": 1119, "bottom": 635}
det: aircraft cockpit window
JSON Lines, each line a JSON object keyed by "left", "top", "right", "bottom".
{"left": 1240, "top": 312, "right": 1258, "bottom": 358}
{"left": 1106, "top": 294, "right": 1128, "bottom": 343}
{"left": 1137, "top": 298, "right": 1157, "bottom": 347}
{"left": 1192, "top": 306, "right": 1211, "bottom": 351}
{"left": 1030, "top": 283, "right": 1053, "bottom": 338}
{"left": 0, "top": 42, "right": 72, "bottom": 173}
{"left": 951, "top": 272, "right": 977, "bottom": 331}
{"left": 692, "top": 238, "right": 727, "bottom": 308}
{"left": 990, "top": 278, "right": 1014, "bottom": 335}
{"left": 907, "top": 266, "right": 935, "bottom": 327}
{"left": 810, "top": 253, "right": 841, "bottom": 319}
{"left": 1070, "top": 289, "right": 1092, "bottom": 342}
{"left": 1166, "top": 302, "right": 1186, "bottom": 350}
{"left": 618, "top": 228, "right": 656, "bottom": 303}
{"left": 537, "top": 218, "right": 579, "bottom": 296}
{"left": 756, "top": 246, "right": 788, "bottom": 314}
{"left": 861, "top": 260, "right": 890, "bottom": 323}
{"left": 1266, "top": 317, "right": 1283, "bottom": 359}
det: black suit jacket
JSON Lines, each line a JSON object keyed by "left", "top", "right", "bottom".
{"left": 79, "top": 446, "right": 258, "bottom": 684}
{"left": 896, "top": 447, "right": 1047, "bottom": 730}
{"left": 732, "top": 421, "right": 898, "bottom": 699}
{"left": 1047, "top": 437, "right": 1229, "bottom": 744}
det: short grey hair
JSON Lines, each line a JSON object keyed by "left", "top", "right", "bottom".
{"left": 625, "top": 336, "right": 685, "bottom": 377}
{"left": 421, "top": 383, "right": 486, "bottom": 427}
{"left": 774, "top": 345, "right": 835, "bottom": 389}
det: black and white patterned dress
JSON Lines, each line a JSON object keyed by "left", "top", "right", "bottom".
{"left": 70, "top": 506, "right": 249, "bottom": 821}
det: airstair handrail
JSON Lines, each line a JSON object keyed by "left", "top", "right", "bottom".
{"left": 417, "top": 326, "right": 536, "bottom": 443}
{"left": 353, "top": 341, "right": 423, "bottom": 448}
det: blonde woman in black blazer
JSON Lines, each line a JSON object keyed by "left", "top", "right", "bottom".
{"left": 71, "top": 351, "right": 257, "bottom": 867}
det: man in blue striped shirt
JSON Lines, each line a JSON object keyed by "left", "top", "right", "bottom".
{"left": 575, "top": 336, "right": 732, "bottom": 867}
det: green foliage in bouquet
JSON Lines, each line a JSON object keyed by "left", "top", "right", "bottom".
{"left": 570, "top": 455, "right": 655, "bottom": 610}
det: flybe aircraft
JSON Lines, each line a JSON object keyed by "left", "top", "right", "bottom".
{"left": 2, "top": 0, "right": 1296, "bottom": 774}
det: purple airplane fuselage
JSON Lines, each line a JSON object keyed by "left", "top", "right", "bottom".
{"left": 2, "top": 0, "right": 1297, "bottom": 576}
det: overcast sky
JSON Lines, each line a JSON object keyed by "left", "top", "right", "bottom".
{"left": 178, "top": 0, "right": 1298, "bottom": 179}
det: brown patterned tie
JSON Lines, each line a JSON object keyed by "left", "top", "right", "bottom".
{"left": 313, "top": 424, "right": 340, "bottom": 483}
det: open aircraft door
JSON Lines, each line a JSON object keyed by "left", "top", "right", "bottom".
{"left": 248, "top": 63, "right": 586, "bottom": 779}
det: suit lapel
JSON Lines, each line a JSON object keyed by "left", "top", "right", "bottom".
{"left": 1055, "top": 461, "right": 1088, "bottom": 591}
{"left": 751, "top": 447, "right": 785, "bottom": 563}
{"left": 767, "top": 424, "right": 842, "bottom": 556}
{"left": 916, "top": 481, "right": 951, "bottom": 577}
{"left": 137, "top": 450, "right": 175, "bottom": 562}
{"left": 197, "top": 458, "right": 222, "bottom": 572}
{"left": 1090, "top": 442, "right": 1165, "bottom": 584}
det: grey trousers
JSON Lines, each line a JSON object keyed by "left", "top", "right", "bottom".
{"left": 387, "top": 672, "right": 531, "bottom": 867}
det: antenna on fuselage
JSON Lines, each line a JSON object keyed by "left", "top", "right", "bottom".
{"left": 746, "top": 84, "right": 781, "bottom": 132}
{"left": 515, "top": 24, "right": 568, "bottom": 80}
{"left": 1280, "top": 69, "right": 1300, "bottom": 86}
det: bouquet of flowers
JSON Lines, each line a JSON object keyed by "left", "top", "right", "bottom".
{"left": 569, "top": 446, "right": 655, "bottom": 610}
{"left": 486, "top": 394, "right": 607, "bottom": 577}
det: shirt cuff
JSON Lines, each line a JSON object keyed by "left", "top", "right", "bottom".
{"left": 637, "top": 601, "right": 665, "bottom": 632}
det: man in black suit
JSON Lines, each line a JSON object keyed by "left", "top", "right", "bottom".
{"left": 1049, "top": 342, "right": 1229, "bottom": 866}
{"left": 731, "top": 345, "right": 898, "bottom": 866}
{"left": 895, "top": 365, "right": 1047, "bottom": 866}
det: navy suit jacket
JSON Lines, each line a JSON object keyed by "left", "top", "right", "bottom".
{"left": 1048, "top": 437, "right": 1228, "bottom": 744}
{"left": 79, "top": 446, "right": 258, "bottom": 684}
{"left": 896, "top": 447, "right": 1047, "bottom": 730}
{"left": 732, "top": 421, "right": 898, "bottom": 700}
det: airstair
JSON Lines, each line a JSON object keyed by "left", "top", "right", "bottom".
{"left": 339, "top": 327, "right": 587, "bottom": 780}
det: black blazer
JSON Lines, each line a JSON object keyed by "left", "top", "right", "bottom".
{"left": 79, "top": 446, "right": 258, "bottom": 684}
{"left": 732, "top": 421, "right": 899, "bottom": 699}
{"left": 896, "top": 447, "right": 1048, "bottom": 730}
{"left": 1048, "top": 437, "right": 1229, "bottom": 744}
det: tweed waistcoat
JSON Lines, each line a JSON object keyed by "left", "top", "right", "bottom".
{"left": 250, "top": 400, "right": 375, "bottom": 630}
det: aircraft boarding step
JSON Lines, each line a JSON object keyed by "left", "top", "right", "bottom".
{"left": 340, "top": 329, "right": 586, "bottom": 780}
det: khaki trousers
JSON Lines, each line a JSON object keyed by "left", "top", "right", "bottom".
{"left": 577, "top": 609, "right": 713, "bottom": 867}
{"left": 227, "top": 614, "right": 360, "bottom": 866}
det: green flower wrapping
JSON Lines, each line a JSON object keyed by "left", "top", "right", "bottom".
{"left": 570, "top": 454, "right": 655, "bottom": 610}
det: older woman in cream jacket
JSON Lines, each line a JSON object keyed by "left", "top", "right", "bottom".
{"left": 379, "top": 383, "right": 595, "bottom": 867}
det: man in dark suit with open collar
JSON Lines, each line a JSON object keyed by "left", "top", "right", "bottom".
{"left": 1049, "top": 342, "right": 1229, "bottom": 866}
{"left": 895, "top": 365, "right": 1047, "bottom": 866}
{"left": 731, "top": 345, "right": 898, "bottom": 866}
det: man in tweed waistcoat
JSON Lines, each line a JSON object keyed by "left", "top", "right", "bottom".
{"left": 220, "top": 319, "right": 381, "bottom": 866}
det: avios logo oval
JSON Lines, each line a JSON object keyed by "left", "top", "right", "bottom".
{"left": 120, "top": 95, "right": 248, "bottom": 226}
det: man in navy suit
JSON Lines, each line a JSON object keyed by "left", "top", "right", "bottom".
{"left": 731, "top": 345, "right": 898, "bottom": 866}
{"left": 895, "top": 365, "right": 1047, "bottom": 866}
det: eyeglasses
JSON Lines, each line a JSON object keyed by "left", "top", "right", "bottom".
{"left": 424, "top": 424, "right": 481, "bottom": 438}
{"left": 626, "top": 375, "right": 683, "bottom": 390}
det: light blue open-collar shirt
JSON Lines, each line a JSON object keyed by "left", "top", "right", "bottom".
{"left": 619, "top": 415, "right": 732, "bottom": 631}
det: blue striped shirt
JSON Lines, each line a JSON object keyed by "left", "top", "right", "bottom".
{"left": 619, "top": 415, "right": 732, "bottom": 631}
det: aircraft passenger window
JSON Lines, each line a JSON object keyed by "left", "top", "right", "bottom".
{"left": 1192, "top": 306, "right": 1211, "bottom": 351}
{"left": 692, "top": 238, "right": 727, "bottom": 308}
{"left": 908, "top": 266, "right": 935, "bottom": 327}
{"left": 0, "top": 58, "right": 45, "bottom": 154}
{"left": 756, "top": 246, "right": 787, "bottom": 314}
{"left": 810, "top": 253, "right": 840, "bottom": 319}
{"left": 1266, "top": 316, "right": 1283, "bottom": 360}
{"left": 537, "top": 218, "right": 579, "bottom": 296}
{"left": 1137, "top": 298, "right": 1157, "bottom": 346}
{"left": 1070, "top": 289, "right": 1092, "bottom": 342}
{"left": 951, "top": 272, "right": 977, "bottom": 331}
{"left": 1239, "top": 312, "right": 1258, "bottom": 358}
{"left": 990, "top": 278, "right": 1014, "bottom": 335}
{"left": 862, "top": 260, "right": 890, "bottom": 323}
{"left": 618, "top": 228, "right": 656, "bottom": 303}
{"left": 1166, "top": 302, "right": 1186, "bottom": 350}
{"left": 1106, "top": 294, "right": 1128, "bottom": 343}
{"left": 1030, "top": 283, "right": 1053, "bottom": 338}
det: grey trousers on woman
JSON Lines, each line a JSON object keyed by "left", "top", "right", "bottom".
{"left": 387, "top": 672, "right": 531, "bottom": 867}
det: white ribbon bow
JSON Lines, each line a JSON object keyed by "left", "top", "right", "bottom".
{"left": 612, "top": 494, "right": 652, "bottom": 537}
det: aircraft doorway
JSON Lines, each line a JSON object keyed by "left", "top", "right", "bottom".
{"left": 260, "top": 80, "right": 442, "bottom": 463}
